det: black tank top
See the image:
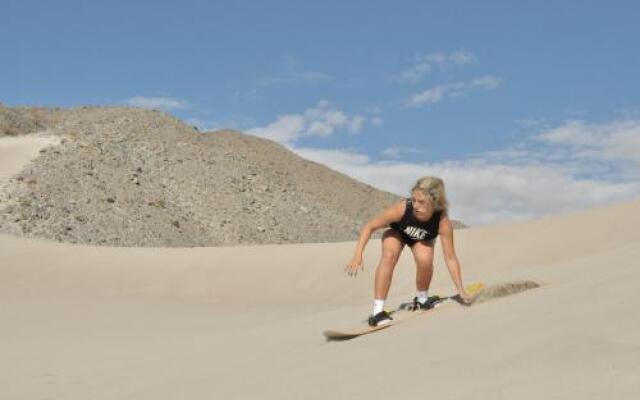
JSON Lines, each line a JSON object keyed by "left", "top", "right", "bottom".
{"left": 390, "top": 199, "right": 442, "bottom": 242}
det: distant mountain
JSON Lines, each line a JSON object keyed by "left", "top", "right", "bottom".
{"left": 0, "top": 105, "right": 465, "bottom": 247}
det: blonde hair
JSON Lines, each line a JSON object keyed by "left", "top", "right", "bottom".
{"left": 411, "top": 176, "right": 449, "bottom": 212}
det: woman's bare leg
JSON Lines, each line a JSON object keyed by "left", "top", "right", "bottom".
{"left": 374, "top": 230, "right": 405, "bottom": 299}
{"left": 410, "top": 240, "right": 435, "bottom": 291}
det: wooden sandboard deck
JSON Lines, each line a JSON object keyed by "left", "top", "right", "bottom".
{"left": 323, "top": 282, "right": 484, "bottom": 341}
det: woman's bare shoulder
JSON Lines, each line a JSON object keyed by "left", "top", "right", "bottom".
{"left": 368, "top": 199, "right": 406, "bottom": 229}
{"left": 388, "top": 198, "right": 408, "bottom": 216}
{"left": 438, "top": 212, "right": 454, "bottom": 234}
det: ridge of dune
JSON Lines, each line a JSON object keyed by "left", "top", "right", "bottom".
{"left": 1, "top": 198, "right": 638, "bottom": 304}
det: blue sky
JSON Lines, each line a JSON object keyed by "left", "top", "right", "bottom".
{"left": 2, "top": 0, "right": 639, "bottom": 224}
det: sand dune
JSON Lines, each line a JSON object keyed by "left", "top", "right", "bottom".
{"left": 1, "top": 135, "right": 639, "bottom": 399}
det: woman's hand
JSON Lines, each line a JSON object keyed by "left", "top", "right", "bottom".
{"left": 344, "top": 256, "right": 364, "bottom": 277}
{"left": 457, "top": 289, "right": 472, "bottom": 305}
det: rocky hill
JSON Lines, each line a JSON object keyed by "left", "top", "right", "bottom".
{"left": 0, "top": 105, "right": 465, "bottom": 247}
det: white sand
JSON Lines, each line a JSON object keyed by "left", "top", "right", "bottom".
{"left": 1, "top": 135, "right": 639, "bottom": 399}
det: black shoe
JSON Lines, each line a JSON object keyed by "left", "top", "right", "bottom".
{"left": 408, "top": 295, "right": 442, "bottom": 311}
{"left": 368, "top": 310, "right": 393, "bottom": 327}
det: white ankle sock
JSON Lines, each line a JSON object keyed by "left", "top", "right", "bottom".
{"left": 417, "top": 290, "right": 429, "bottom": 304}
{"left": 373, "top": 299, "right": 385, "bottom": 315}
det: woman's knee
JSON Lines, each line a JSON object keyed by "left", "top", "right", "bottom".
{"left": 379, "top": 235, "right": 403, "bottom": 269}
{"left": 415, "top": 261, "right": 434, "bottom": 272}
{"left": 381, "top": 248, "right": 401, "bottom": 265}
{"left": 412, "top": 245, "right": 434, "bottom": 271}
{"left": 414, "top": 252, "right": 434, "bottom": 269}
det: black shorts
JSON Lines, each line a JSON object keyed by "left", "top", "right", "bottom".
{"left": 389, "top": 226, "right": 436, "bottom": 247}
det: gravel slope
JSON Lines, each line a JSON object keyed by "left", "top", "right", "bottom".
{"left": 1, "top": 106, "right": 407, "bottom": 246}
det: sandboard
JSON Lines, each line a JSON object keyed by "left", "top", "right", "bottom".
{"left": 323, "top": 282, "right": 484, "bottom": 341}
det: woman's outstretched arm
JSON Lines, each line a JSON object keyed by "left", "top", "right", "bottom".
{"left": 345, "top": 200, "right": 405, "bottom": 277}
{"left": 439, "top": 215, "right": 471, "bottom": 302}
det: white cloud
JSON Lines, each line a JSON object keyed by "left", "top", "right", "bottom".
{"left": 381, "top": 147, "right": 401, "bottom": 158}
{"left": 364, "top": 106, "right": 383, "bottom": 127}
{"left": 407, "top": 75, "right": 502, "bottom": 108}
{"left": 488, "top": 119, "right": 640, "bottom": 178}
{"left": 247, "top": 102, "right": 370, "bottom": 144}
{"left": 380, "top": 146, "right": 421, "bottom": 158}
{"left": 538, "top": 120, "right": 640, "bottom": 158}
{"left": 470, "top": 75, "right": 501, "bottom": 90}
{"left": 257, "top": 71, "right": 331, "bottom": 87}
{"left": 246, "top": 114, "right": 305, "bottom": 143}
{"left": 397, "top": 63, "right": 432, "bottom": 84}
{"left": 396, "top": 51, "right": 475, "bottom": 84}
{"left": 186, "top": 118, "right": 219, "bottom": 131}
{"left": 187, "top": 117, "right": 254, "bottom": 133}
{"left": 449, "top": 51, "right": 475, "bottom": 65}
{"left": 125, "top": 96, "right": 188, "bottom": 110}
{"left": 408, "top": 85, "right": 449, "bottom": 105}
{"left": 283, "top": 118, "right": 640, "bottom": 226}
{"left": 293, "top": 147, "right": 371, "bottom": 166}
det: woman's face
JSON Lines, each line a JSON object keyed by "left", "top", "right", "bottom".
{"left": 411, "top": 190, "right": 433, "bottom": 219}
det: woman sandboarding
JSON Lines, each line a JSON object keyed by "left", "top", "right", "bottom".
{"left": 345, "top": 176, "right": 471, "bottom": 326}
